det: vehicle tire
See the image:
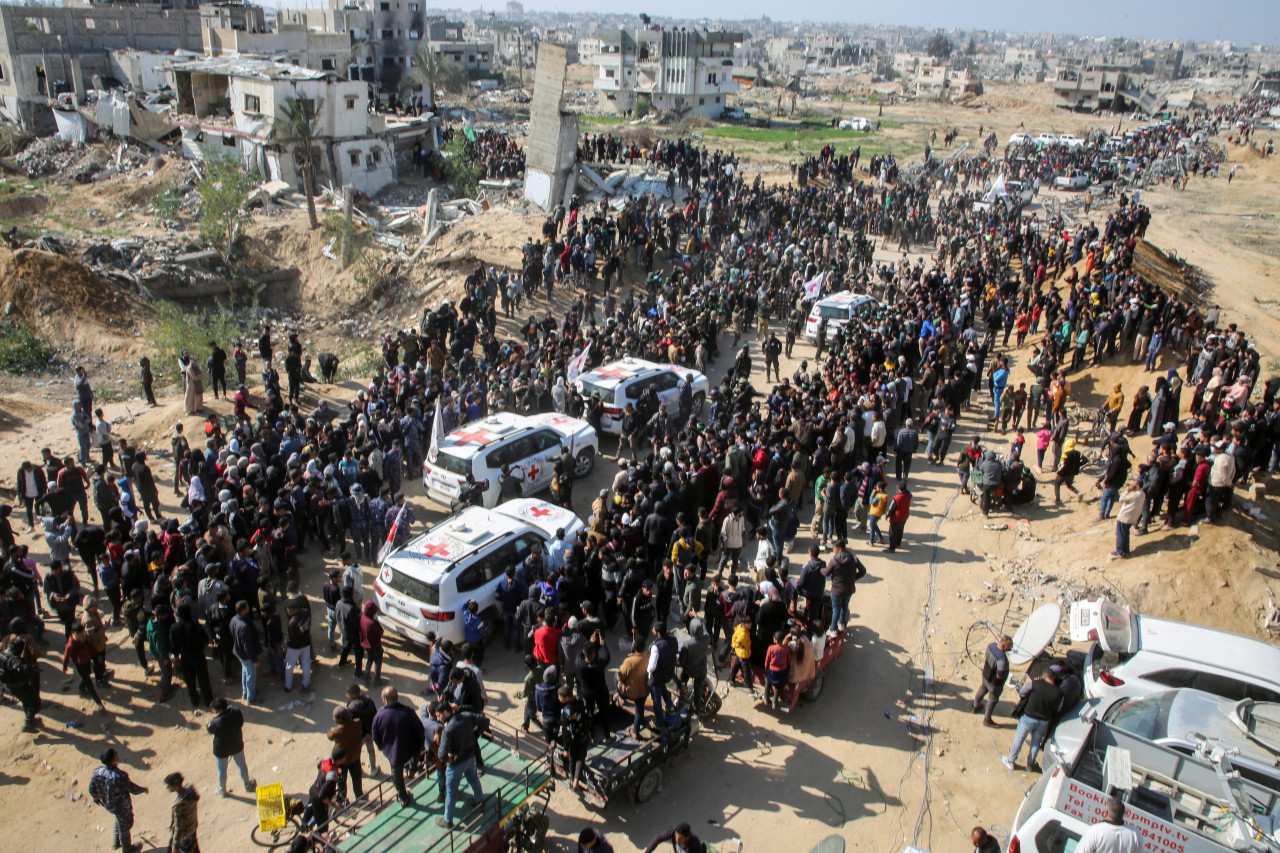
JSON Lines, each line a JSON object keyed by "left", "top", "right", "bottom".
{"left": 703, "top": 692, "right": 722, "bottom": 718}
{"left": 632, "top": 767, "right": 662, "bottom": 804}
{"left": 573, "top": 447, "right": 595, "bottom": 478}
{"left": 692, "top": 392, "right": 705, "bottom": 415}
{"left": 802, "top": 674, "right": 825, "bottom": 703}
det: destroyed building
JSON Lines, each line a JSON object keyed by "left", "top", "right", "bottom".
{"left": 0, "top": 1, "right": 203, "bottom": 130}
{"left": 1052, "top": 53, "right": 1164, "bottom": 113}
{"left": 523, "top": 42, "right": 576, "bottom": 212}
{"left": 164, "top": 56, "right": 421, "bottom": 196}
{"left": 201, "top": 2, "right": 351, "bottom": 74}
{"left": 277, "top": 3, "right": 494, "bottom": 92}
{"left": 592, "top": 25, "right": 742, "bottom": 118}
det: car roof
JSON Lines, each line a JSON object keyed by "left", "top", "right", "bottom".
{"left": 814, "top": 292, "right": 874, "bottom": 308}
{"left": 384, "top": 507, "right": 522, "bottom": 582}
{"left": 578, "top": 357, "right": 672, "bottom": 389}
{"left": 436, "top": 412, "right": 541, "bottom": 461}
{"left": 493, "top": 499, "right": 583, "bottom": 539}
{"left": 1136, "top": 614, "right": 1280, "bottom": 684}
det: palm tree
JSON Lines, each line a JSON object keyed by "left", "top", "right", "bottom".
{"left": 273, "top": 96, "right": 323, "bottom": 230}
{"left": 401, "top": 46, "right": 467, "bottom": 111}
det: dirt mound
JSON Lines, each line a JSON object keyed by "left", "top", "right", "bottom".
{"left": 426, "top": 207, "right": 536, "bottom": 271}
{"left": 0, "top": 247, "right": 143, "bottom": 353}
{"left": 1131, "top": 239, "right": 1204, "bottom": 302}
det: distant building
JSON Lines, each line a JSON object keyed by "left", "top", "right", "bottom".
{"left": 0, "top": 1, "right": 202, "bottom": 130}
{"left": 592, "top": 25, "right": 742, "bottom": 118}
{"left": 277, "top": 2, "right": 494, "bottom": 93}
{"left": 203, "top": 3, "right": 349, "bottom": 74}
{"left": 165, "top": 56, "right": 409, "bottom": 196}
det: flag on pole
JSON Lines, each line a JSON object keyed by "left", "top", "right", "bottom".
{"left": 801, "top": 271, "right": 826, "bottom": 302}
{"left": 983, "top": 174, "right": 1006, "bottom": 204}
{"left": 566, "top": 342, "right": 592, "bottom": 385}
{"left": 428, "top": 396, "right": 443, "bottom": 464}
{"left": 378, "top": 504, "right": 408, "bottom": 565}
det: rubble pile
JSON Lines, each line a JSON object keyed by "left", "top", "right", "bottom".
{"left": 969, "top": 553, "right": 1115, "bottom": 606}
{"left": 7, "top": 136, "right": 164, "bottom": 182}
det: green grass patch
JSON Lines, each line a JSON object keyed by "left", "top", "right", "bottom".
{"left": 580, "top": 114, "right": 629, "bottom": 126}
{"left": 145, "top": 300, "right": 257, "bottom": 388}
{"left": 0, "top": 319, "right": 53, "bottom": 373}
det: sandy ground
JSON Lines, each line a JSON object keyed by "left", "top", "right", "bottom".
{"left": 3, "top": 82, "right": 1280, "bottom": 853}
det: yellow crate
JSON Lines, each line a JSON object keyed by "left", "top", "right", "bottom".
{"left": 256, "top": 782, "right": 287, "bottom": 832}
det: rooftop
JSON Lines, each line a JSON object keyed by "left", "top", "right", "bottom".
{"left": 163, "top": 56, "right": 332, "bottom": 81}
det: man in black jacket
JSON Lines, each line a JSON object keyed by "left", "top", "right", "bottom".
{"left": 644, "top": 822, "right": 707, "bottom": 853}
{"left": 1002, "top": 669, "right": 1061, "bottom": 772}
{"left": 229, "top": 601, "right": 261, "bottom": 703}
{"left": 206, "top": 696, "right": 256, "bottom": 796}
{"left": 171, "top": 602, "right": 213, "bottom": 708}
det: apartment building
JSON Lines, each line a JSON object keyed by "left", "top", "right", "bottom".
{"left": 165, "top": 56, "right": 399, "bottom": 195}
{"left": 593, "top": 26, "right": 742, "bottom": 118}
{"left": 0, "top": 1, "right": 202, "bottom": 130}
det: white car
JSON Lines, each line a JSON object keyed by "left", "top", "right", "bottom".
{"left": 421, "top": 411, "right": 598, "bottom": 508}
{"left": 1053, "top": 170, "right": 1091, "bottom": 190}
{"left": 975, "top": 179, "right": 1034, "bottom": 212}
{"left": 804, "top": 291, "right": 879, "bottom": 340}
{"left": 839, "top": 117, "right": 873, "bottom": 131}
{"left": 1036, "top": 132, "right": 1059, "bottom": 146}
{"left": 575, "top": 358, "right": 709, "bottom": 435}
{"left": 1057, "top": 133, "right": 1084, "bottom": 149}
{"left": 1008, "top": 132, "right": 1032, "bottom": 146}
{"left": 374, "top": 499, "right": 584, "bottom": 646}
{"left": 1069, "top": 598, "right": 1280, "bottom": 705}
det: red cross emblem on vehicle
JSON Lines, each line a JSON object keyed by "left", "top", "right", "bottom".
{"left": 547, "top": 416, "right": 574, "bottom": 425}
{"left": 450, "top": 427, "right": 494, "bottom": 445}
{"left": 593, "top": 366, "right": 631, "bottom": 379}
{"left": 421, "top": 542, "right": 452, "bottom": 558}
{"left": 527, "top": 506, "right": 553, "bottom": 518}
{"left": 527, "top": 464, "right": 540, "bottom": 480}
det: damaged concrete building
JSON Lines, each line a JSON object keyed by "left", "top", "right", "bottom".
{"left": 0, "top": 2, "right": 203, "bottom": 131}
{"left": 1052, "top": 53, "right": 1165, "bottom": 113}
{"left": 165, "top": 56, "right": 413, "bottom": 196}
{"left": 592, "top": 25, "right": 742, "bottom": 118}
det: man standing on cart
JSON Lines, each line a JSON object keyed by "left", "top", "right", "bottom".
{"left": 435, "top": 702, "right": 486, "bottom": 829}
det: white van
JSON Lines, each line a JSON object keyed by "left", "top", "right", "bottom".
{"left": 374, "top": 498, "right": 584, "bottom": 646}
{"left": 804, "top": 292, "right": 878, "bottom": 340}
{"left": 575, "top": 358, "right": 709, "bottom": 435}
{"left": 1011, "top": 719, "right": 1280, "bottom": 853}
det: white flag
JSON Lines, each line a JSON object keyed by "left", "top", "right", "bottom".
{"left": 428, "top": 396, "right": 443, "bottom": 463}
{"left": 984, "top": 174, "right": 1006, "bottom": 204}
{"left": 801, "top": 271, "right": 826, "bottom": 301}
{"left": 378, "top": 503, "right": 408, "bottom": 565}
{"left": 567, "top": 341, "right": 592, "bottom": 385}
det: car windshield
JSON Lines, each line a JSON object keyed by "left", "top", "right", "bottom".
{"left": 1098, "top": 599, "right": 1134, "bottom": 651}
{"left": 1105, "top": 692, "right": 1172, "bottom": 740}
{"left": 383, "top": 566, "right": 439, "bottom": 607}
{"left": 578, "top": 378, "right": 614, "bottom": 402}
{"left": 431, "top": 451, "right": 471, "bottom": 477}
{"left": 819, "top": 305, "right": 849, "bottom": 319}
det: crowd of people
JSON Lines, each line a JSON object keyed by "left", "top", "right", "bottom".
{"left": 2, "top": 99, "right": 1275, "bottom": 850}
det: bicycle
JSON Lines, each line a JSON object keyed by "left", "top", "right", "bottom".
{"left": 251, "top": 786, "right": 317, "bottom": 851}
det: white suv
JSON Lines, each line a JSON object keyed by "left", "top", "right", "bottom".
{"left": 374, "top": 498, "right": 584, "bottom": 646}
{"left": 422, "top": 411, "right": 598, "bottom": 509}
{"left": 575, "top": 358, "right": 709, "bottom": 435}
{"left": 804, "top": 292, "right": 878, "bottom": 340}
{"left": 1069, "top": 598, "right": 1280, "bottom": 705}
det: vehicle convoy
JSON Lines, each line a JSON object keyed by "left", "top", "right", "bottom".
{"left": 1069, "top": 598, "right": 1280, "bottom": 705}
{"left": 803, "top": 292, "right": 879, "bottom": 340}
{"left": 575, "top": 358, "right": 709, "bottom": 435}
{"left": 422, "top": 411, "right": 598, "bottom": 508}
{"left": 1011, "top": 719, "right": 1280, "bottom": 853}
{"left": 375, "top": 499, "right": 584, "bottom": 646}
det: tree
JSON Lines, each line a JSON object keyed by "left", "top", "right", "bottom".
{"left": 196, "top": 156, "right": 254, "bottom": 257}
{"left": 926, "top": 33, "right": 953, "bottom": 60}
{"left": 440, "top": 136, "right": 482, "bottom": 198}
{"left": 633, "top": 94, "right": 652, "bottom": 120}
{"left": 273, "top": 96, "right": 324, "bottom": 230}
{"left": 401, "top": 46, "right": 467, "bottom": 111}
{"left": 966, "top": 37, "right": 978, "bottom": 56}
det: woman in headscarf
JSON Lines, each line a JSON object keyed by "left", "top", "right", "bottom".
{"left": 179, "top": 350, "right": 204, "bottom": 416}
{"left": 551, "top": 376, "right": 567, "bottom": 413}
{"left": 1127, "top": 385, "right": 1151, "bottom": 434}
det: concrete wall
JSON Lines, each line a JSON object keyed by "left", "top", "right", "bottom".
{"left": 108, "top": 50, "right": 171, "bottom": 92}
{"left": 524, "top": 41, "right": 576, "bottom": 211}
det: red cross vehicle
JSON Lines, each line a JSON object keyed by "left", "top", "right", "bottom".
{"left": 421, "top": 412, "right": 599, "bottom": 509}
{"left": 374, "top": 499, "right": 584, "bottom": 647}
{"left": 574, "top": 357, "right": 710, "bottom": 435}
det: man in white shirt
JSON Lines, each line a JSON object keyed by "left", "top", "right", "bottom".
{"left": 1076, "top": 797, "right": 1143, "bottom": 853}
